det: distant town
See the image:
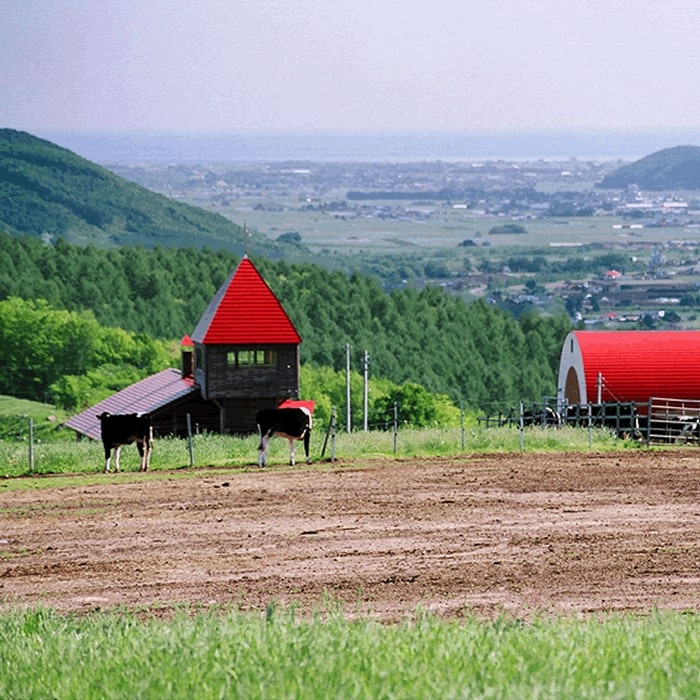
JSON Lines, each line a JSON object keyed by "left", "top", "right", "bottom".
{"left": 107, "top": 157, "right": 700, "bottom": 330}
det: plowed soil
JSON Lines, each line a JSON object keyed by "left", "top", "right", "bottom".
{"left": 3, "top": 450, "right": 700, "bottom": 620}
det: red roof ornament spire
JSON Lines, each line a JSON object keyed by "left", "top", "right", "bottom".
{"left": 190, "top": 256, "right": 301, "bottom": 345}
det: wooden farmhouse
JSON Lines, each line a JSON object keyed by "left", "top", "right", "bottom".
{"left": 65, "top": 255, "right": 302, "bottom": 440}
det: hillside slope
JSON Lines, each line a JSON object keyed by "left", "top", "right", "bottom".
{"left": 597, "top": 145, "right": 700, "bottom": 190}
{"left": 0, "top": 129, "right": 287, "bottom": 255}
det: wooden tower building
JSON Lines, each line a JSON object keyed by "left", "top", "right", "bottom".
{"left": 189, "top": 255, "right": 302, "bottom": 433}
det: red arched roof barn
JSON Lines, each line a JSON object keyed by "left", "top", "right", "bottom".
{"left": 558, "top": 330, "right": 700, "bottom": 405}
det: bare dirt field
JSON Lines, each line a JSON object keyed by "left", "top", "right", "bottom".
{"left": 3, "top": 450, "right": 700, "bottom": 621}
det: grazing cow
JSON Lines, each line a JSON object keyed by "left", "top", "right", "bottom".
{"left": 564, "top": 402, "right": 641, "bottom": 439}
{"left": 97, "top": 412, "right": 153, "bottom": 472}
{"left": 519, "top": 405, "right": 561, "bottom": 427}
{"left": 673, "top": 416, "right": 700, "bottom": 443}
{"left": 645, "top": 414, "right": 700, "bottom": 444}
{"left": 256, "top": 407, "right": 312, "bottom": 467}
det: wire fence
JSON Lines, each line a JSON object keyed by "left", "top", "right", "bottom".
{"left": 5, "top": 397, "right": 696, "bottom": 477}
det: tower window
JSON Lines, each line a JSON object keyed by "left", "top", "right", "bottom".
{"left": 227, "top": 349, "right": 278, "bottom": 368}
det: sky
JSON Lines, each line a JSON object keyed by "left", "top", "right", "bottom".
{"left": 2, "top": 0, "right": 700, "bottom": 136}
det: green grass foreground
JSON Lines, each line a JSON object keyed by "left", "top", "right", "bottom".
{"left": 1, "top": 606, "right": 699, "bottom": 699}
{"left": 0, "top": 425, "right": 632, "bottom": 479}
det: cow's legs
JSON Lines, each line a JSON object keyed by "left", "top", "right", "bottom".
{"left": 104, "top": 447, "right": 112, "bottom": 473}
{"left": 113, "top": 445, "right": 122, "bottom": 472}
{"left": 144, "top": 428, "right": 153, "bottom": 470}
{"left": 258, "top": 432, "right": 271, "bottom": 467}
{"left": 137, "top": 439, "right": 152, "bottom": 471}
{"left": 143, "top": 441, "right": 152, "bottom": 471}
{"left": 288, "top": 438, "right": 296, "bottom": 466}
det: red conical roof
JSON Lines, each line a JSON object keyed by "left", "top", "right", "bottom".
{"left": 190, "top": 256, "right": 301, "bottom": 345}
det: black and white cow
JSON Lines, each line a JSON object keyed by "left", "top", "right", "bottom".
{"left": 520, "top": 405, "right": 561, "bottom": 427}
{"left": 97, "top": 412, "right": 153, "bottom": 472}
{"left": 564, "top": 402, "right": 641, "bottom": 440}
{"left": 256, "top": 407, "right": 312, "bottom": 467}
{"left": 645, "top": 414, "right": 700, "bottom": 444}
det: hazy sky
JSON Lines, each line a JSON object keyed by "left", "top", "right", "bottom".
{"left": 2, "top": 0, "right": 700, "bottom": 134}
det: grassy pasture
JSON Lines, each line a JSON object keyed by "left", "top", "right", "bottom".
{"left": 0, "top": 424, "right": 630, "bottom": 480}
{"left": 0, "top": 396, "right": 70, "bottom": 443}
{"left": 2, "top": 606, "right": 699, "bottom": 699}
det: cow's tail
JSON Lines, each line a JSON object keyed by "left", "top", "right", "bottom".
{"left": 302, "top": 408, "right": 312, "bottom": 463}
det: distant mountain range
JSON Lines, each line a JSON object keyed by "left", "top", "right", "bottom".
{"left": 597, "top": 145, "right": 700, "bottom": 190}
{"left": 0, "top": 129, "right": 289, "bottom": 256}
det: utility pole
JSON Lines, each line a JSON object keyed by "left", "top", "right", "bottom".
{"left": 363, "top": 350, "right": 369, "bottom": 432}
{"left": 345, "top": 343, "right": 351, "bottom": 433}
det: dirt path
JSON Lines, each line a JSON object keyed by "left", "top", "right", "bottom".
{"left": 3, "top": 450, "right": 700, "bottom": 620}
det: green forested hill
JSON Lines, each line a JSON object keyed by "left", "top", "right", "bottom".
{"left": 0, "top": 130, "right": 571, "bottom": 413}
{"left": 597, "top": 145, "right": 700, "bottom": 190}
{"left": 0, "top": 129, "right": 290, "bottom": 256}
{"left": 0, "top": 233, "right": 570, "bottom": 410}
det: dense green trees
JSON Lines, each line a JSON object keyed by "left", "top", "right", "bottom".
{"left": 1, "top": 233, "right": 571, "bottom": 413}
{"left": 299, "top": 366, "right": 460, "bottom": 429}
{"left": 0, "top": 297, "right": 173, "bottom": 408}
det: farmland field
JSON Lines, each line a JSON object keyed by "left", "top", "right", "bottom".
{"left": 209, "top": 202, "right": 693, "bottom": 255}
{"left": 3, "top": 449, "right": 700, "bottom": 620}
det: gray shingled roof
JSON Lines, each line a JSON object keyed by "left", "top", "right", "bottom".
{"left": 64, "top": 368, "right": 198, "bottom": 440}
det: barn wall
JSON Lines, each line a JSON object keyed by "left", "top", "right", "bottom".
{"left": 151, "top": 396, "right": 281, "bottom": 436}
{"left": 151, "top": 396, "right": 221, "bottom": 438}
{"left": 220, "top": 397, "right": 278, "bottom": 434}
{"left": 558, "top": 332, "right": 589, "bottom": 403}
{"left": 195, "top": 343, "right": 299, "bottom": 402}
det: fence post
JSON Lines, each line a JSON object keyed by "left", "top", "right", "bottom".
{"left": 28, "top": 417, "right": 34, "bottom": 474}
{"left": 330, "top": 406, "right": 337, "bottom": 462}
{"left": 345, "top": 344, "right": 352, "bottom": 433}
{"left": 587, "top": 402, "right": 592, "bottom": 448}
{"left": 322, "top": 407, "right": 336, "bottom": 460}
{"left": 519, "top": 401, "right": 524, "bottom": 451}
{"left": 186, "top": 414, "right": 194, "bottom": 467}
{"left": 393, "top": 402, "right": 398, "bottom": 454}
{"left": 460, "top": 400, "right": 465, "bottom": 451}
{"left": 363, "top": 350, "right": 369, "bottom": 432}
